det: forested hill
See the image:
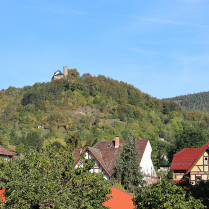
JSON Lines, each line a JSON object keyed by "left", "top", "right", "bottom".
{"left": 164, "top": 91, "right": 209, "bottom": 112}
{"left": 1, "top": 68, "right": 209, "bottom": 168}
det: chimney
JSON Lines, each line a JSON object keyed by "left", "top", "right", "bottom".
{"left": 115, "top": 137, "right": 119, "bottom": 148}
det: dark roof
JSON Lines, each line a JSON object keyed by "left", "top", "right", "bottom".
{"left": 170, "top": 141, "right": 209, "bottom": 173}
{"left": 74, "top": 139, "right": 148, "bottom": 176}
{"left": 74, "top": 148, "right": 82, "bottom": 161}
{"left": 0, "top": 146, "right": 13, "bottom": 156}
{"left": 54, "top": 73, "right": 64, "bottom": 76}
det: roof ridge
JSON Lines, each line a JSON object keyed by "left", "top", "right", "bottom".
{"left": 110, "top": 187, "right": 134, "bottom": 197}
{"left": 88, "top": 147, "right": 110, "bottom": 176}
{"left": 108, "top": 147, "right": 120, "bottom": 171}
{"left": 93, "top": 139, "right": 148, "bottom": 144}
{"left": 92, "top": 141, "right": 100, "bottom": 148}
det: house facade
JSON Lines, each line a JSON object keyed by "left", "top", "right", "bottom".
{"left": 170, "top": 141, "right": 209, "bottom": 185}
{"left": 74, "top": 137, "right": 157, "bottom": 183}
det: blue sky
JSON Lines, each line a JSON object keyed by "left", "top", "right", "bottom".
{"left": 1, "top": 0, "right": 209, "bottom": 99}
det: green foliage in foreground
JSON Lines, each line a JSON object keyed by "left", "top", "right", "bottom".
{"left": 0, "top": 146, "right": 111, "bottom": 209}
{"left": 133, "top": 180, "right": 205, "bottom": 209}
{"left": 177, "top": 180, "right": 209, "bottom": 207}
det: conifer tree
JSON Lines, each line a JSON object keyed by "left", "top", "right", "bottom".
{"left": 113, "top": 132, "right": 144, "bottom": 193}
{"left": 162, "top": 129, "right": 167, "bottom": 140}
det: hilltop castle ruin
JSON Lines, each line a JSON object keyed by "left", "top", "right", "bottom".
{"left": 52, "top": 65, "right": 68, "bottom": 80}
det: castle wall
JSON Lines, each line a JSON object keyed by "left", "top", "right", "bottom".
{"left": 53, "top": 75, "right": 64, "bottom": 80}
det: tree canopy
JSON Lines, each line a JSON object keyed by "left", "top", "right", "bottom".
{"left": 174, "top": 126, "right": 208, "bottom": 153}
{"left": 133, "top": 180, "right": 205, "bottom": 209}
{"left": 0, "top": 146, "right": 111, "bottom": 209}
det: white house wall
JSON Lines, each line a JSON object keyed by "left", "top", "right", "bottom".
{"left": 140, "top": 141, "right": 157, "bottom": 177}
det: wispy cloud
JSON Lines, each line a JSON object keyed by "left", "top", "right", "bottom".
{"left": 143, "top": 18, "right": 209, "bottom": 28}
{"left": 114, "top": 14, "right": 209, "bottom": 28}
{"left": 143, "top": 18, "right": 183, "bottom": 25}
{"left": 23, "top": 5, "right": 88, "bottom": 15}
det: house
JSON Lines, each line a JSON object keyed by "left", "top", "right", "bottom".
{"left": 158, "top": 165, "right": 169, "bottom": 172}
{"left": 170, "top": 141, "right": 209, "bottom": 185}
{"left": 74, "top": 137, "right": 157, "bottom": 183}
{"left": 102, "top": 187, "right": 135, "bottom": 209}
{"left": 0, "top": 146, "right": 13, "bottom": 203}
{"left": 0, "top": 145, "right": 13, "bottom": 160}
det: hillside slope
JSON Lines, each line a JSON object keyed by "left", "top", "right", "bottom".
{"left": 1, "top": 68, "right": 209, "bottom": 167}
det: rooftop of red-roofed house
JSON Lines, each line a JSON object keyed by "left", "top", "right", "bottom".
{"left": 170, "top": 141, "right": 209, "bottom": 173}
{"left": 74, "top": 139, "right": 148, "bottom": 176}
{"left": 102, "top": 187, "right": 135, "bottom": 209}
{"left": 0, "top": 189, "right": 6, "bottom": 203}
{"left": 0, "top": 145, "right": 13, "bottom": 157}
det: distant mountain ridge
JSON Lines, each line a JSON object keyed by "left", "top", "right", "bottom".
{"left": 163, "top": 91, "right": 209, "bottom": 112}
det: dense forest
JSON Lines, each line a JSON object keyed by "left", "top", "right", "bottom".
{"left": 1, "top": 68, "right": 209, "bottom": 168}
{"left": 164, "top": 91, "right": 209, "bottom": 112}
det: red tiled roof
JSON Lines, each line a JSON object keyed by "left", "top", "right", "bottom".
{"left": 102, "top": 187, "right": 135, "bottom": 209}
{"left": 0, "top": 189, "right": 5, "bottom": 203}
{"left": 88, "top": 147, "right": 109, "bottom": 174}
{"left": 170, "top": 141, "right": 209, "bottom": 173}
{"left": 0, "top": 145, "right": 13, "bottom": 156}
{"left": 74, "top": 139, "right": 148, "bottom": 176}
{"left": 74, "top": 148, "right": 82, "bottom": 162}
{"left": 93, "top": 140, "right": 148, "bottom": 175}
{"left": 170, "top": 180, "right": 188, "bottom": 184}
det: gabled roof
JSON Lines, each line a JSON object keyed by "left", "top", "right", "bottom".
{"left": 74, "top": 139, "right": 148, "bottom": 176}
{"left": 170, "top": 141, "right": 209, "bottom": 173}
{"left": 0, "top": 146, "right": 13, "bottom": 156}
{"left": 74, "top": 146, "right": 110, "bottom": 177}
{"left": 102, "top": 187, "right": 135, "bottom": 209}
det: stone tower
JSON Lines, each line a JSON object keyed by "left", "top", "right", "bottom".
{"left": 63, "top": 65, "right": 68, "bottom": 77}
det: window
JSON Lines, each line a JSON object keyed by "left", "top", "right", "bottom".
{"left": 204, "top": 157, "right": 208, "bottom": 165}
{"left": 79, "top": 160, "right": 83, "bottom": 168}
{"left": 196, "top": 176, "right": 201, "bottom": 185}
{"left": 4, "top": 156, "right": 9, "bottom": 161}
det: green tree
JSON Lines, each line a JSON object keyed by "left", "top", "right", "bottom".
{"left": 0, "top": 146, "right": 111, "bottom": 209}
{"left": 174, "top": 127, "right": 208, "bottom": 153}
{"left": 133, "top": 180, "right": 205, "bottom": 209}
{"left": 65, "top": 134, "right": 82, "bottom": 148}
{"left": 113, "top": 132, "right": 144, "bottom": 193}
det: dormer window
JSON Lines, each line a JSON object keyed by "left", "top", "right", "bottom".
{"left": 4, "top": 156, "right": 9, "bottom": 161}
{"left": 204, "top": 157, "right": 208, "bottom": 165}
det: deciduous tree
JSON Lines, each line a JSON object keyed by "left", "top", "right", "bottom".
{"left": 0, "top": 146, "right": 111, "bottom": 208}
{"left": 133, "top": 180, "right": 204, "bottom": 209}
